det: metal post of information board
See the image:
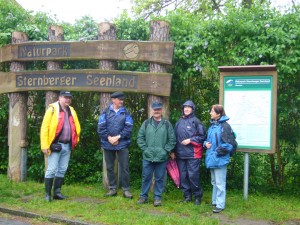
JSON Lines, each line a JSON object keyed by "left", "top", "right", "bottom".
{"left": 243, "top": 152, "right": 249, "bottom": 200}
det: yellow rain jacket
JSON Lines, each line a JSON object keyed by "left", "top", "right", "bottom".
{"left": 40, "top": 101, "right": 81, "bottom": 153}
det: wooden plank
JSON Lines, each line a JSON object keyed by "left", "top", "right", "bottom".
{"left": 0, "top": 45, "right": 11, "bottom": 62}
{"left": 0, "top": 69, "right": 172, "bottom": 96}
{"left": 0, "top": 40, "right": 174, "bottom": 65}
{"left": 219, "top": 65, "right": 277, "bottom": 72}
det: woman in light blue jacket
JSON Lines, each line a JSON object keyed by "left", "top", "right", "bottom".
{"left": 204, "top": 104, "right": 233, "bottom": 213}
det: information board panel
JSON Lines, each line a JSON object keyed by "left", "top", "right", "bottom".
{"left": 219, "top": 65, "right": 277, "bottom": 153}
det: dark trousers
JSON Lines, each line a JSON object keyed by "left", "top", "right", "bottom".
{"left": 104, "top": 148, "right": 130, "bottom": 191}
{"left": 140, "top": 159, "right": 167, "bottom": 200}
{"left": 177, "top": 158, "right": 203, "bottom": 199}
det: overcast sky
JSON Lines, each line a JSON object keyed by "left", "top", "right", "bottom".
{"left": 16, "top": 0, "right": 298, "bottom": 24}
{"left": 16, "top": 0, "right": 132, "bottom": 24}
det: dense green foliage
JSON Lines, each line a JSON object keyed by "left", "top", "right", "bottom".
{"left": 0, "top": 0, "right": 299, "bottom": 194}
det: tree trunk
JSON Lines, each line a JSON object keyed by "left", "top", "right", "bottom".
{"left": 98, "top": 22, "right": 118, "bottom": 190}
{"left": 242, "top": 0, "right": 253, "bottom": 8}
{"left": 148, "top": 20, "right": 171, "bottom": 190}
{"left": 148, "top": 20, "right": 170, "bottom": 119}
{"left": 8, "top": 31, "right": 28, "bottom": 182}
{"left": 43, "top": 25, "right": 64, "bottom": 171}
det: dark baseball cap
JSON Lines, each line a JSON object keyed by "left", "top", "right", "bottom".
{"left": 111, "top": 92, "right": 125, "bottom": 99}
{"left": 151, "top": 101, "right": 163, "bottom": 110}
{"left": 59, "top": 90, "right": 72, "bottom": 97}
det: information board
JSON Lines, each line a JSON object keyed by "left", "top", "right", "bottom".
{"left": 219, "top": 66, "right": 277, "bottom": 153}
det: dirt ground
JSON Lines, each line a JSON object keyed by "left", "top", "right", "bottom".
{"left": 0, "top": 212, "right": 59, "bottom": 225}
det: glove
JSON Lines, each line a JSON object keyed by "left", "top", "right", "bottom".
{"left": 216, "top": 147, "right": 230, "bottom": 156}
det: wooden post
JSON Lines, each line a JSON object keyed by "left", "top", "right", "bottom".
{"left": 148, "top": 21, "right": 171, "bottom": 190}
{"left": 98, "top": 22, "right": 119, "bottom": 190}
{"left": 46, "top": 25, "right": 64, "bottom": 104}
{"left": 8, "top": 32, "right": 28, "bottom": 182}
{"left": 44, "top": 25, "right": 64, "bottom": 171}
{"left": 148, "top": 20, "right": 171, "bottom": 118}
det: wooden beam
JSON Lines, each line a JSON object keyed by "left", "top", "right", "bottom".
{"left": 0, "top": 40, "right": 174, "bottom": 65}
{"left": 0, "top": 69, "right": 172, "bottom": 96}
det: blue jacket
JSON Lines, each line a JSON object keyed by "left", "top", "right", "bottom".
{"left": 174, "top": 100, "right": 206, "bottom": 159}
{"left": 97, "top": 104, "right": 133, "bottom": 150}
{"left": 204, "top": 115, "right": 233, "bottom": 168}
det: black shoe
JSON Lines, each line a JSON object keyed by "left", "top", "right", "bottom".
{"left": 53, "top": 177, "right": 67, "bottom": 200}
{"left": 211, "top": 203, "right": 217, "bottom": 207}
{"left": 53, "top": 192, "right": 68, "bottom": 200}
{"left": 194, "top": 198, "right": 201, "bottom": 205}
{"left": 44, "top": 193, "right": 51, "bottom": 202}
{"left": 181, "top": 196, "right": 192, "bottom": 203}
{"left": 105, "top": 189, "right": 117, "bottom": 197}
{"left": 44, "top": 178, "right": 53, "bottom": 202}
{"left": 213, "top": 207, "right": 224, "bottom": 213}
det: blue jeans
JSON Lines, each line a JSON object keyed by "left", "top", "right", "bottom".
{"left": 45, "top": 143, "right": 71, "bottom": 178}
{"left": 140, "top": 160, "right": 167, "bottom": 200}
{"left": 104, "top": 148, "right": 130, "bottom": 191}
{"left": 210, "top": 166, "right": 227, "bottom": 209}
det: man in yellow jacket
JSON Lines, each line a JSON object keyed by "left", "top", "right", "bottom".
{"left": 40, "top": 91, "right": 81, "bottom": 202}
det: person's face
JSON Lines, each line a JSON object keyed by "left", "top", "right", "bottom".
{"left": 153, "top": 108, "right": 163, "bottom": 120}
{"left": 112, "top": 98, "right": 124, "bottom": 109}
{"left": 210, "top": 108, "right": 220, "bottom": 121}
{"left": 59, "top": 96, "right": 72, "bottom": 108}
{"left": 183, "top": 106, "right": 193, "bottom": 116}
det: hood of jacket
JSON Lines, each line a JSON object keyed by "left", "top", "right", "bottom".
{"left": 182, "top": 100, "right": 196, "bottom": 117}
{"left": 210, "top": 115, "right": 230, "bottom": 124}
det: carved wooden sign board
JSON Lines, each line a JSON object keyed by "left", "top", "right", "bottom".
{"left": 0, "top": 40, "right": 174, "bottom": 96}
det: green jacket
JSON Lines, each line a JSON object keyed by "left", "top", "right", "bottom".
{"left": 137, "top": 117, "right": 176, "bottom": 162}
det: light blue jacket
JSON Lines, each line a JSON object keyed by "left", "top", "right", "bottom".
{"left": 204, "top": 115, "right": 233, "bottom": 168}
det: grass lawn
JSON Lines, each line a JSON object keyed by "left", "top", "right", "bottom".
{"left": 0, "top": 175, "right": 299, "bottom": 225}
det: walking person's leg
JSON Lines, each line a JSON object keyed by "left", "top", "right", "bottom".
{"left": 188, "top": 158, "right": 202, "bottom": 205}
{"left": 44, "top": 151, "right": 60, "bottom": 202}
{"left": 53, "top": 143, "right": 71, "bottom": 200}
{"left": 138, "top": 160, "right": 154, "bottom": 203}
{"left": 213, "top": 166, "right": 227, "bottom": 213}
{"left": 177, "top": 159, "right": 192, "bottom": 202}
{"left": 104, "top": 149, "right": 118, "bottom": 196}
{"left": 153, "top": 161, "right": 167, "bottom": 206}
{"left": 117, "top": 148, "right": 132, "bottom": 198}
{"left": 210, "top": 168, "right": 217, "bottom": 206}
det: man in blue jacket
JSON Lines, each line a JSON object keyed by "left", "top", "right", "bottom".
{"left": 97, "top": 92, "right": 134, "bottom": 199}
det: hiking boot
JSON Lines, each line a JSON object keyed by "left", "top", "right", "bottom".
{"left": 105, "top": 189, "right": 117, "bottom": 197}
{"left": 123, "top": 190, "right": 133, "bottom": 199}
{"left": 213, "top": 207, "right": 224, "bottom": 213}
{"left": 182, "top": 196, "right": 192, "bottom": 203}
{"left": 153, "top": 199, "right": 162, "bottom": 207}
{"left": 53, "top": 177, "right": 68, "bottom": 200}
{"left": 44, "top": 178, "right": 53, "bottom": 202}
{"left": 137, "top": 197, "right": 147, "bottom": 204}
{"left": 194, "top": 198, "right": 201, "bottom": 205}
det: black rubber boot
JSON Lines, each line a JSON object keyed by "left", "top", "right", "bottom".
{"left": 53, "top": 177, "right": 68, "bottom": 200}
{"left": 44, "top": 178, "right": 54, "bottom": 202}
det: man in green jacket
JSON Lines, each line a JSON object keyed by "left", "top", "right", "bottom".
{"left": 137, "top": 101, "right": 176, "bottom": 207}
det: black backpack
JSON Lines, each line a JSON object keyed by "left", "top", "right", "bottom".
{"left": 220, "top": 122, "right": 238, "bottom": 157}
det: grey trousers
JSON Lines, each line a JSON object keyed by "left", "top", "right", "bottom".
{"left": 104, "top": 148, "right": 130, "bottom": 191}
